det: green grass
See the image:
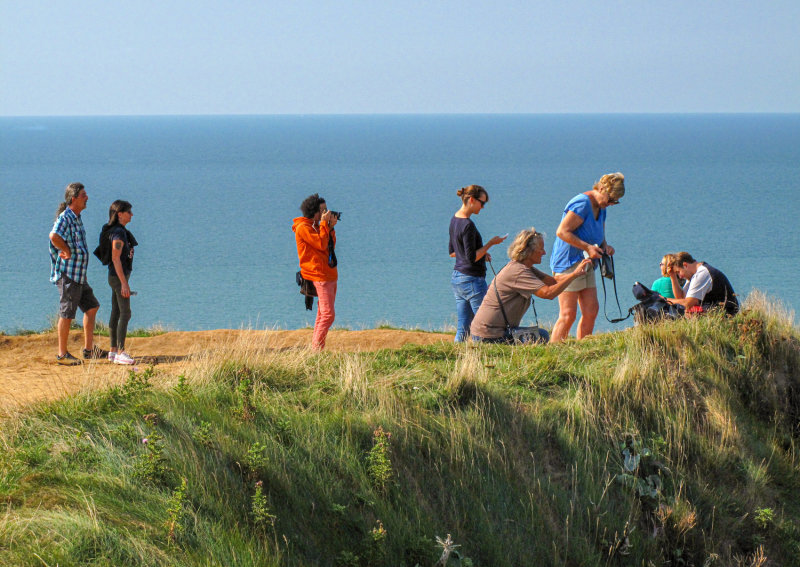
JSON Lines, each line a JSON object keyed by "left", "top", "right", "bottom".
{"left": 1, "top": 319, "right": 171, "bottom": 337}
{"left": 1, "top": 292, "right": 799, "bottom": 566}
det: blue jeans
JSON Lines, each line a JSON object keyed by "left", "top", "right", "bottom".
{"left": 451, "top": 270, "right": 488, "bottom": 342}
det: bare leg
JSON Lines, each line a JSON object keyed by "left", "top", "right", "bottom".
{"left": 550, "top": 291, "right": 578, "bottom": 343}
{"left": 83, "top": 307, "right": 98, "bottom": 351}
{"left": 57, "top": 317, "right": 72, "bottom": 356}
{"left": 576, "top": 287, "right": 599, "bottom": 339}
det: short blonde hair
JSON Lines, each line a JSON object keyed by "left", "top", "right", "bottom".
{"left": 594, "top": 172, "right": 625, "bottom": 200}
{"left": 507, "top": 228, "right": 544, "bottom": 262}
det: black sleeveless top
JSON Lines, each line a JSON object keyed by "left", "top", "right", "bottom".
{"left": 701, "top": 263, "right": 738, "bottom": 315}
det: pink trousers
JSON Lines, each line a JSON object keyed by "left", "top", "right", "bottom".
{"left": 312, "top": 280, "right": 337, "bottom": 350}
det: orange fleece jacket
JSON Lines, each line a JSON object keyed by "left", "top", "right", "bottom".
{"left": 292, "top": 217, "right": 338, "bottom": 282}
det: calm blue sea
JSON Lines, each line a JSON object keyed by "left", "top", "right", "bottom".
{"left": 1, "top": 114, "right": 798, "bottom": 334}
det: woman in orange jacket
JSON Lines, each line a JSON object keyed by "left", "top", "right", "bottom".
{"left": 292, "top": 194, "right": 338, "bottom": 350}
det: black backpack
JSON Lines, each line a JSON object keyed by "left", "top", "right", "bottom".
{"left": 93, "top": 224, "right": 114, "bottom": 266}
{"left": 631, "top": 282, "right": 685, "bottom": 323}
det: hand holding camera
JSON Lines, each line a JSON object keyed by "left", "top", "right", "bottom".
{"left": 585, "top": 243, "right": 605, "bottom": 260}
{"left": 321, "top": 209, "right": 340, "bottom": 227}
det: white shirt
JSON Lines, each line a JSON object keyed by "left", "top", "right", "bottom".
{"left": 682, "top": 264, "right": 713, "bottom": 302}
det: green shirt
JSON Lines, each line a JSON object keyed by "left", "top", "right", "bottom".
{"left": 651, "top": 276, "right": 674, "bottom": 299}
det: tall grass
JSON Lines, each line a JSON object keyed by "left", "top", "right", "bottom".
{"left": 1, "top": 294, "right": 799, "bottom": 566}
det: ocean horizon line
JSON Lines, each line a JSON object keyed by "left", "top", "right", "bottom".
{"left": 3, "top": 111, "right": 800, "bottom": 120}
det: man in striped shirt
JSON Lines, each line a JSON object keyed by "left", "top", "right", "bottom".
{"left": 49, "top": 183, "right": 100, "bottom": 365}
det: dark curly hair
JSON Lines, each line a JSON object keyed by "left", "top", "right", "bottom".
{"left": 300, "top": 193, "right": 326, "bottom": 218}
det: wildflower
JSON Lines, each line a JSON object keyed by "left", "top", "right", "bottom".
{"left": 142, "top": 438, "right": 149, "bottom": 444}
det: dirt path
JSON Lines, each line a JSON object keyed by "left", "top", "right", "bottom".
{"left": 0, "top": 329, "right": 452, "bottom": 411}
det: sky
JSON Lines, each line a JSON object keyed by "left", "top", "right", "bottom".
{"left": 1, "top": 0, "right": 799, "bottom": 116}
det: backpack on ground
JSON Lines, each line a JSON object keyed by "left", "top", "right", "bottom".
{"left": 631, "top": 282, "right": 685, "bottom": 323}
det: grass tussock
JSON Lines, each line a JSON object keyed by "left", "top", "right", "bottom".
{"left": 1, "top": 293, "right": 800, "bottom": 566}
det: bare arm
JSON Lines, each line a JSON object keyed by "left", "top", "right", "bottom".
{"left": 555, "top": 211, "right": 604, "bottom": 259}
{"left": 668, "top": 272, "right": 685, "bottom": 299}
{"left": 474, "top": 235, "right": 507, "bottom": 261}
{"left": 667, "top": 296, "right": 699, "bottom": 309}
{"left": 111, "top": 240, "right": 131, "bottom": 298}
{"left": 533, "top": 258, "right": 593, "bottom": 300}
{"left": 49, "top": 233, "right": 71, "bottom": 260}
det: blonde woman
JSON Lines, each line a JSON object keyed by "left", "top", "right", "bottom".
{"left": 470, "top": 229, "right": 591, "bottom": 344}
{"left": 652, "top": 253, "right": 677, "bottom": 298}
{"left": 549, "top": 173, "right": 625, "bottom": 342}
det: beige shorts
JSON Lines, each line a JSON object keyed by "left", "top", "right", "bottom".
{"left": 557, "top": 260, "right": 596, "bottom": 292}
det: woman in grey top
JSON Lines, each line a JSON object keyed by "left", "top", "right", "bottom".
{"left": 470, "top": 228, "right": 592, "bottom": 343}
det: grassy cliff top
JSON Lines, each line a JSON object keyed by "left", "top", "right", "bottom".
{"left": 1, "top": 292, "right": 799, "bottom": 566}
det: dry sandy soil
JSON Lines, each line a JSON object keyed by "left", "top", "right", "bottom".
{"left": 0, "top": 329, "right": 452, "bottom": 412}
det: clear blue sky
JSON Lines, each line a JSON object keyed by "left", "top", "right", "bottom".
{"left": 2, "top": 0, "right": 798, "bottom": 116}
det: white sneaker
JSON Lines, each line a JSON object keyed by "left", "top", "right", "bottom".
{"left": 114, "top": 352, "right": 135, "bottom": 365}
{"left": 107, "top": 352, "right": 117, "bottom": 362}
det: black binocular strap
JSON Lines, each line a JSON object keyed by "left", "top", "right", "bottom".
{"left": 600, "top": 255, "right": 631, "bottom": 324}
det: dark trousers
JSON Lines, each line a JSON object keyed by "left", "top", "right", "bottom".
{"left": 108, "top": 274, "right": 132, "bottom": 350}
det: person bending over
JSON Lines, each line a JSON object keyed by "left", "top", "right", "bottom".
{"left": 470, "top": 228, "right": 592, "bottom": 344}
{"left": 292, "top": 193, "right": 339, "bottom": 350}
{"left": 549, "top": 173, "right": 625, "bottom": 342}
{"left": 665, "top": 251, "right": 738, "bottom": 315}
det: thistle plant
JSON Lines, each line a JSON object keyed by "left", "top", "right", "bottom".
{"left": 191, "top": 421, "right": 214, "bottom": 448}
{"left": 366, "top": 426, "right": 393, "bottom": 494}
{"left": 122, "top": 365, "right": 154, "bottom": 397}
{"left": 173, "top": 374, "right": 191, "bottom": 399}
{"left": 245, "top": 441, "right": 268, "bottom": 478}
{"left": 251, "top": 480, "right": 276, "bottom": 531}
{"left": 236, "top": 377, "right": 255, "bottom": 421}
{"left": 165, "top": 477, "right": 189, "bottom": 545}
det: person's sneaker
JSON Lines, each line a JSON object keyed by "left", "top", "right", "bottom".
{"left": 56, "top": 352, "right": 82, "bottom": 366}
{"left": 107, "top": 351, "right": 117, "bottom": 362}
{"left": 114, "top": 352, "right": 135, "bottom": 365}
{"left": 82, "top": 345, "right": 106, "bottom": 360}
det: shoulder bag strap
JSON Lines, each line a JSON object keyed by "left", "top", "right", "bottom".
{"left": 489, "top": 259, "right": 542, "bottom": 329}
{"left": 488, "top": 260, "right": 512, "bottom": 332}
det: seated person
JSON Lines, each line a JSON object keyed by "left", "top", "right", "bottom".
{"left": 665, "top": 251, "right": 739, "bottom": 315}
{"left": 651, "top": 253, "right": 679, "bottom": 299}
{"left": 470, "top": 228, "right": 592, "bottom": 343}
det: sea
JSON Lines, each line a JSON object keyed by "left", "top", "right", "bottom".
{"left": 1, "top": 114, "right": 798, "bottom": 335}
